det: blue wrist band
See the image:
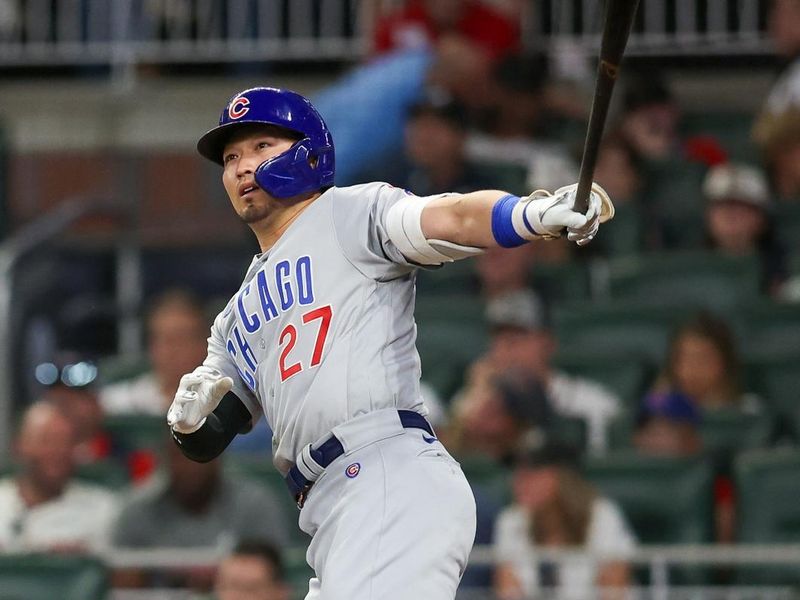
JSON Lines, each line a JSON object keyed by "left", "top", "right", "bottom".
{"left": 491, "top": 194, "right": 526, "bottom": 248}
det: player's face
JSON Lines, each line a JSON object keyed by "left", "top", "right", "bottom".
{"left": 221, "top": 130, "right": 297, "bottom": 224}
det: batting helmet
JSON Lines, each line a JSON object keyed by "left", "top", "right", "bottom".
{"left": 197, "top": 87, "right": 335, "bottom": 198}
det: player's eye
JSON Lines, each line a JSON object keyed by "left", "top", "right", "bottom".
{"left": 223, "top": 152, "right": 237, "bottom": 164}
{"left": 257, "top": 140, "right": 272, "bottom": 150}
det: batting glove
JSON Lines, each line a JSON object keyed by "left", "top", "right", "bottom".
{"left": 553, "top": 182, "right": 615, "bottom": 246}
{"left": 166, "top": 366, "right": 234, "bottom": 434}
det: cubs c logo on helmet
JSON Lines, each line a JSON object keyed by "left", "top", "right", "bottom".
{"left": 228, "top": 96, "right": 250, "bottom": 120}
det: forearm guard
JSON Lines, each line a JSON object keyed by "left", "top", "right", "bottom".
{"left": 171, "top": 391, "right": 252, "bottom": 462}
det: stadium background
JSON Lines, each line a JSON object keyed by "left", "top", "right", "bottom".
{"left": 0, "top": 0, "right": 799, "bottom": 598}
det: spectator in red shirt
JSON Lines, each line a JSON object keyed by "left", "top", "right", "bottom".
{"left": 373, "top": 0, "right": 520, "bottom": 62}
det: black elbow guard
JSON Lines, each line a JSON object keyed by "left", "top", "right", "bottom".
{"left": 171, "top": 392, "right": 252, "bottom": 463}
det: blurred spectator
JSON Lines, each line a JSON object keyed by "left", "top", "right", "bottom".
{"left": 633, "top": 390, "right": 703, "bottom": 458}
{"left": 465, "top": 53, "right": 579, "bottom": 193}
{"left": 618, "top": 74, "right": 681, "bottom": 162}
{"left": 112, "top": 435, "right": 288, "bottom": 550}
{"left": 475, "top": 245, "right": 536, "bottom": 300}
{"left": 100, "top": 289, "right": 209, "bottom": 416}
{"left": 658, "top": 313, "right": 763, "bottom": 414}
{"left": 214, "top": 539, "right": 290, "bottom": 600}
{"left": 493, "top": 440, "right": 635, "bottom": 599}
{"left": 34, "top": 355, "right": 110, "bottom": 464}
{"left": 481, "top": 290, "right": 621, "bottom": 453}
{"left": 594, "top": 134, "right": 644, "bottom": 206}
{"left": 0, "top": 402, "right": 118, "bottom": 553}
{"left": 398, "top": 91, "right": 496, "bottom": 194}
{"left": 373, "top": 0, "right": 519, "bottom": 62}
{"left": 451, "top": 366, "right": 553, "bottom": 464}
{"left": 753, "top": 0, "right": 800, "bottom": 200}
{"left": 703, "top": 162, "right": 788, "bottom": 295}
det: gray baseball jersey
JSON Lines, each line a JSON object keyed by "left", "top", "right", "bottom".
{"left": 204, "top": 182, "right": 436, "bottom": 474}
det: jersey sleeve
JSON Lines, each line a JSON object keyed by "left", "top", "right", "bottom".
{"left": 203, "top": 312, "right": 263, "bottom": 422}
{"left": 331, "top": 182, "right": 442, "bottom": 281}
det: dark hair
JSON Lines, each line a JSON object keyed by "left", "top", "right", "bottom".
{"left": 231, "top": 539, "right": 285, "bottom": 582}
{"left": 665, "top": 312, "right": 741, "bottom": 400}
{"left": 623, "top": 73, "right": 673, "bottom": 112}
{"left": 146, "top": 288, "right": 209, "bottom": 330}
{"left": 492, "top": 52, "right": 550, "bottom": 95}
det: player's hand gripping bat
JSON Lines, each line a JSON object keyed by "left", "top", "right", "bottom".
{"left": 573, "top": 0, "right": 641, "bottom": 215}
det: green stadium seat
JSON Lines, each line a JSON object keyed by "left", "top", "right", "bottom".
{"left": 529, "top": 262, "right": 590, "bottom": 303}
{"left": 584, "top": 452, "right": 714, "bottom": 544}
{"left": 415, "top": 261, "right": 479, "bottom": 295}
{"left": 607, "top": 252, "right": 761, "bottom": 314}
{"left": 553, "top": 301, "right": 691, "bottom": 364}
{"left": 103, "top": 414, "right": 169, "bottom": 453}
{"left": 457, "top": 454, "right": 512, "bottom": 507}
{"left": 479, "top": 162, "right": 528, "bottom": 196}
{"left": 284, "top": 547, "right": 315, "bottom": 600}
{"left": 553, "top": 353, "right": 652, "bottom": 409}
{"left": 680, "top": 112, "right": 760, "bottom": 163}
{"left": 699, "top": 410, "right": 774, "bottom": 462}
{"left": 743, "top": 353, "right": 800, "bottom": 419}
{"left": 416, "top": 320, "right": 488, "bottom": 399}
{"left": 591, "top": 201, "right": 645, "bottom": 258}
{"left": 735, "top": 449, "right": 800, "bottom": 584}
{"left": 0, "top": 554, "right": 108, "bottom": 600}
{"left": 414, "top": 293, "right": 485, "bottom": 325}
{"left": 96, "top": 355, "right": 150, "bottom": 386}
{"left": 641, "top": 158, "right": 707, "bottom": 249}
{"left": 75, "top": 460, "right": 130, "bottom": 490}
{"left": 739, "top": 301, "right": 800, "bottom": 358}
{"left": 775, "top": 203, "right": 800, "bottom": 252}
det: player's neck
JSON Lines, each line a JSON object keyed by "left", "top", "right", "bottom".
{"left": 251, "top": 192, "right": 321, "bottom": 252}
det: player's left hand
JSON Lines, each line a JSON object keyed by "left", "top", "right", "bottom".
{"left": 167, "top": 366, "right": 234, "bottom": 434}
{"left": 552, "top": 182, "right": 615, "bottom": 246}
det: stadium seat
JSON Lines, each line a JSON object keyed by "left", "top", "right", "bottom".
{"left": 0, "top": 554, "right": 108, "bottom": 600}
{"left": 457, "top": 454, "right": 513, "bottom": 508}
{"left": 584, "top": 452, "right": 714, "bottom": 544}
{"left": 529, "top": 261, "right": 590, "bottom": 304}
{"left": 548, "top": 415, "right": 587, "bottom": 452}
{"left": 414, "top": 292, "right": 485, "bottom": 325}
{"left": 735, "top": 449, "right": 800, "bottom": 584}
{"left": 415, "top": 320, "right": 488, "bottom": 400}
{"left": 700, "top": 410, "right": 774, "bottom": 461}
{"left": 739, "top": 301, "right": 800, "bottom": 358}
{"left": 553, "top": 353, "right": 652, "bottom": 410}
{"left": 680, "top": 112, "right": 760, "bottom": 163}
{"left": 415, "top": 260, "right": 479, "bottom": 295}
{"left": 641, "top": 158, "right": 708, "bottom": 250}
{"left": 103, "top": 414, "right": 169, "bottom": 453}
{"left": 743, "top": 353, "right": 800, "bottom": 419}
{"left": 775, "top": 203, "right": 800, "bottom": 252}
{"left": 75, "top": 459, "right": 130, "bottom": 490}
{"left": 607, "top": 252, "right": 760, "bottom": 314}
{"left": 285, "top": 548, "right": 316, "bottom": 600}
{"left": 553, "top": 301, "right": 691, "bottom": 364}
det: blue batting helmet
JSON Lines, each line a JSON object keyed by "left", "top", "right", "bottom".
{"left": 197, "top": 87, "right": 335, "bottom": 198}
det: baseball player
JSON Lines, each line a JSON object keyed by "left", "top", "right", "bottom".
{"left": 166, "top": 87, "right": 613, "bottom": 600}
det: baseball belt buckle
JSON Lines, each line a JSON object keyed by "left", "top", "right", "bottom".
{"left": 296, "top": 482, "right": 313, "bottom": 510}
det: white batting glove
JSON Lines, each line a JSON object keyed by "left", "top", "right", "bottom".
{"left": 522, "top": 182, "right": 614, "bottom": 246}
{"left": 166, "top": 366, "right": 234, "bottom": 434}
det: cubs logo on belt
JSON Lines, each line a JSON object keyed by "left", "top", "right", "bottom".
{"left": 228, "top": 96, "right": 250, "bottom": 120}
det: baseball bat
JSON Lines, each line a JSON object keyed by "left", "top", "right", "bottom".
{"left": 573, "top": 0, "right": 641, "bottom": 213}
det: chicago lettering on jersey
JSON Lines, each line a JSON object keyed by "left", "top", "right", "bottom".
{"left": 226, "top": 255, "right": 315, "bottom": 390}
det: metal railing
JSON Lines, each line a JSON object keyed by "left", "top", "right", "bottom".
{"left": 0, "top": 1, "right": 772, "bottom": 81}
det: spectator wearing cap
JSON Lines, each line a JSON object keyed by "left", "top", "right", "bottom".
{"left": 703, "top": 162, "right": 788, "bottom": 295}
{"left": 633, "top": 390, "right": 702, "bottom": 458}
{"left": 397, "top": 90, "right": 497, "bottom": 195}
{"left": 479, "top": 290, "right": 621, "bottom": 453}
{"left": 493, "top": 440, "right": 635, "bottom": 600}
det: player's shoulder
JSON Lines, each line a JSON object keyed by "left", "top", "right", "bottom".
{"left": 328, "top": 181, "right": 412, "bottom": 204}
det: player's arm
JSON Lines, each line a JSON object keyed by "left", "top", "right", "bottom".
{"left": 166, "top": 366, "right": 252, "bottom": 463}
{"left": 386, "top": 183, "right": 613, "bottom": 265}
